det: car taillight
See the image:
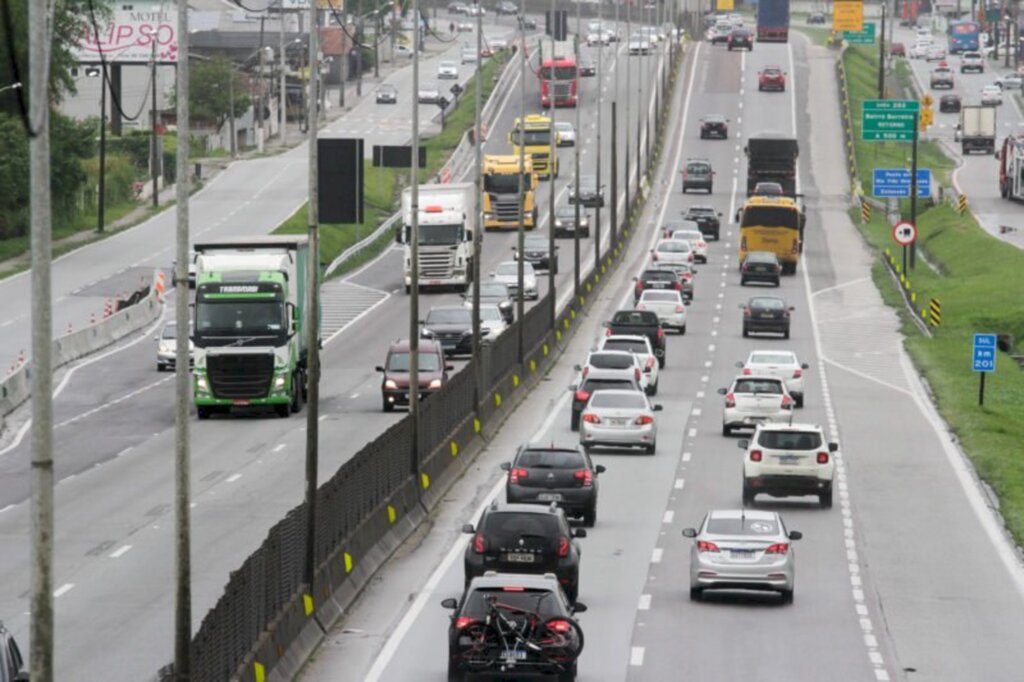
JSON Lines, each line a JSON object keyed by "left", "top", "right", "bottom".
{"left": 683, "top": 273, "right": 693, "bottom": 282}
{"left": 742, "top": 368, "right": 751, "bottom": 375}
{"left": 637, "top": 304, "right": 646, "bottom": 310}
{"left": 725, "top": 392, "right": 736, "bottom": 408}
{"left": 657, "top": 328, "right": 665, "bottom": 339}
{"left": 792, "top": 368, "right": 803, "bottom": 378}
{"left": 817, "top": 452, "right": 829, "bottom": 464}
{"left": 681, "top": 170, "right": 688, "bottom": 179}
{"left": 558, "top": 537, "right": 570, "bottom": 557}
{"left": 509, "top": 468, "right": 529, "bottom": 484}
{"left": 673, "top": 281, "right": 682, "bottom": 290}
{"left": 635, "top": 415, "right": 654, "bottom": 425}
{"left": 574, "top": 469, "right": 594, "bottom": 486}
{"left": 473, "top": 533, "right": 486, "bottom": 553}
{"left": 574, "top": 390, "right": 590, "bottom": 402}
{"left": 742, "top": 307, "right": 751, "bottom": 317}
{"left": 582, "top": 413, "right": 601, "bottom": 424}
{"left": 652, "top": 252, "right": 659, "bottom": 261}
{"left": 546, "top": 619, "right": 572, "bottom": 633}
{"left": 781, "top": 395, "right": 794, "bottom": 409}
{"left": 605, "top": 328, "right": 613, "bottom": 336}
{"left": 750, "top": 449, "right": 763, "bottom": 462}
{"left": 635, "top": 368, "right": 641, "bottom": 381}
{"left": 765, "top": 543, "right": 789, "bottom": 554}
{"left": 455, "top": 616, "right": 477, "bottom": 629}
{"left": 635, "top": 280, "right": 644, "bottom": 291}
{"left": 581, "top": 366, "right": 589, "bottom": 379}
{"left": 645, "top": 357, "right": 655, "bottom": 370}
{"left": 688, "top": 253, "right": 694, "bottom": 262}
{"left": 675, "top": 305, "right": 685, "bottom": 313}
{"left": 697, "top": 540, "right": 719, "bottom": 553}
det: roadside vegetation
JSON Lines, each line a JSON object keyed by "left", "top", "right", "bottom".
{"left": 838, "top": 41, "right": 1024, "bottom": 546}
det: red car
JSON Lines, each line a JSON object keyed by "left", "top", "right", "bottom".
{"left": 758, "top": 66, "right": 786, "bottom": 92}
{"left": 890, "top": 42, "right": 906, "bottom": 57}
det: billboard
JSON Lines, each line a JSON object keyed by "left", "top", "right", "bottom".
{"left": 73, "top": 1, "right": 178, "bottom": 65}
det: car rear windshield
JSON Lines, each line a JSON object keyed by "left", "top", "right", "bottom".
{"left": 749, "top": 352, "right": 795, "bottom": 365}
{"left": 734, "top": 379, "right": 783, "bottom": 394}
{"left": 516, "top": 449, "right": 585, "bottom": 469}
{"left": 612, "top": 311, "right": 658, "bottom": 324}
{"left": 686, "top": 162, "right": 710, "bottom": 174}
{"left": 483, "top": 512, "right": 559, "bottom": 543}
{"left": 479, "top": 282, "right": 508, "bottom": 297}
{"left": 657, "top": 241, "right": 690, "bottom": 252}
{"left": 463, "top": 588, "right": 562, "bottom": 618}
{"left": 674, "top": 231, "right": 704, "bottom": 242}
{"left": 641, "top": 270, "right": 676, "bottom": 281}
{"left": 387, "top": 351, "right": 442, "bottom": 372}
{"left": 589, "top": 352, "right": 634, "bottom": 369}
{"left": 427, "top": 309, "right": 471, "bottom": 324}
{"left": 589, "top": 392, "right": 647, "bottom": 409}
{"left": 582, "top": 378, "right": 636, "bottom": 391}
{"left": 751, "top": 297, "right": 785, "bottom": 310}
{"left": 757, "top": 430, "right": 824, "bottom": 450}
{"left": 603, "top": 340, "right": 648, "bottom": 354}
{"left": 642, "top": 291, "right": 679, "bottom": 303}
{"left": 706, "top": 516, "right": 780, "bottom": 536}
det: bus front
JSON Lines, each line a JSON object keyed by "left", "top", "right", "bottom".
{"left": 738, "top": 199, "right": 803, "bottom": 274}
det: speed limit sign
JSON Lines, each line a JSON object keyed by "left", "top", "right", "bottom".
{"left": 893, "top": 221, "right": 917, "bottom": 246}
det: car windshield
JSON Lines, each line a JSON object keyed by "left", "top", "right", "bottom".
{"left": 162, "top": 324, "right": 177, "bottom": 340}
{"left": 642, "top": 291, "right": 679, "bottom": 303}
{"left": 603, "top": 340, "right": 648, "bottom": 354}
{"left": 590, "top": 392, "right": 647, "bottom": 409}
{"left": 704, "top": 115, "right": 726, "bottom": 123}
{"left": 556, "top": 208, "right": 578, "bottom": 219}
{"left": 380, "top": 85, "right": 396, "bottom": 94}
{"left": 484, "top": 173, "right": 530, "bottom": 192}
{"left": 746, "top": 252, "right": 779, "bottom": 263}
{"left": 658, "top": 241, "right": 690, "bottom": 252}
{"left": 706, "top": 516, "right": 780, "bottom": 536}
{"left": 479, "top": 282, "right": 508, "bottom": 297}
{"left": 689, "top": 207, "right": 715, "bottom": 215}
{"left": 612, "top": 311, "right": 655, "bottom": 324}
{"left": 749, "top": 352, "right": 796, "bottom": 365}
{"left": 580, "top": 175, "right": 597, "bottom": 188}
{"left": 757, "top": 430, "right": 824, "bottom": 450}
{"left": 734, "top": 379, "right": 784, "bottom": 394}
{"left": 510, "top": 129, "right": 552, "bottom": 146}
{"left": 195, "top": 299, "right": 284, "bottom": 335}
{"left": 418, "top": 223, "right": 465, "bottom": 245}
{"left": 483, "top": 512, "right": 559, "bottom": 542}
{"left": 440, "top": 61, "right": 456, "bottom": 69}
{"left": 589, "top": 352, "right": 634, "bottom": 369}
{"left": 481, "top": 307, "right": 503, "bottom": 322}
{"left": 524, "top": 236, "right": 548, "bottom": 249}
{"left": 540, "top": 66, "right": 578, "bottom": 80}
{"left": 555, "top": 122, "right": 573, "bottom": 132}
{"left": 751, "top": 297, "right": 785, "bottom": 310}
{"left": 387, "top": 351, "right": 442, "bottom": 372}
{"left": 516, "top": 449, "right": 585, "bottom": 469}
{"left": 463, "top": 588, "right": 562, "bottom": 618}
{"left": 421, "top": 82, "right": 438, "bottom": 92}
{"left": 674, "top": 231, "right": 704, "bottom": 242}
{"left": 495, "top": 263, "right": 518, "bottom": 276}
{"left": 427, "top": 309, "right": 471, "bottom": 324}
{"left": 686, "top": 162, "right": 710, "bottom": 174}
{"left": 582, "top": 378, "right": 636, "bottom": 391}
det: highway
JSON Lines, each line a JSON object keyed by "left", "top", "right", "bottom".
{"left": 0, "top": 16, "right": 668, "bottom": 681}
{"left": 299, "top": 33, "right": 1024, "bottom": 682}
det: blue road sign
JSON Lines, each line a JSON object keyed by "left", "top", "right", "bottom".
{"left": 972, "top": 333, "right": 998, "bottom": 373}
{"left": 872, "top": 168, "right": 932, "bottom": 198}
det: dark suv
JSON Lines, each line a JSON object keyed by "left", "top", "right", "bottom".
{"left": 684, "top": 205, "right": 722, "bottom": 240}
{"left": 502, "top": 443, "right": 606, "bottom": 526}
{"left": 699, "top": 113, "right": 729, "bottom": 139}
{"left": 681, "top": 159, "right": 714, "bottom": 194}
{"left": 376, "top": 339, "right": 452, "bottom": 412}
{"left": 742, "top": 296, "right": 794, "bottom": 338}
{"left": 569, "top": 376, "right": 641, "bottom": 431}
{"left": 462, "top": 503, "right": 587, "bottom": 599}
{"left": 0, "top": 622, "right": 26, "bottom": 682}
{"left": 421, "top": 306, "right": 475, "bottom": 356}
{"left": 568, "top": 174, "right": 604, "bottom": 208}
{"left": 634, "top": 268, "right": 684, "bottom": 302}
{"left": 442, "top": 572, "right": 586, "bottom": 681}
{"left": 728, "top": 27, "right": 753, "bottom": 50}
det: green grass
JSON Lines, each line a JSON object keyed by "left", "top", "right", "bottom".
{"left": 796, "top": 26, "right": 834, "bottom": 46}
{"left": 840, "top": 45, "right": 1024, "bottom": 545}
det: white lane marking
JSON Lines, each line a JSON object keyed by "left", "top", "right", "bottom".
{"left": 662, "top": 510, "right": 674, "bottom": 524}
{"left": 55, "top": 376, "right": 172, "bottom": 429}
{"left": 682, "top": 451, "right": 692, "bottom": 462}
{"left": 53, "top": 583, "right": 74, "bottom": 598}
{"left": 687, "top": 428, "right": 697, "bottom": 438}
{"left": 630, "top": 646, "right": 645, "bottom": 666}
{"left": 0, "top": 505, "right": 14, "bottom": 514}
{"left": 691, "top": 408, "right": 701, "bottom": 416}
{"left": 225, "top": 474, "right": 242, "bottom": 483}
{"left": 874, "top": 670, "right": 891, "bottom": 681}
{"left": 674, "top": 478, "right": 685, "bottom": 489}
{"left": 638, "top": 594, "right": 652, "bottom": 611}
{"left": 350, "top": 393, "right": 360, "bottom": 399}
{"left": 272, "top": 444, "right": 286, "bottom": 453}
{"left": 651, "top": 548, "right": 663, "bottom": 564}
{"left": 109, "top": 545, "right": 133, "bottom": 559}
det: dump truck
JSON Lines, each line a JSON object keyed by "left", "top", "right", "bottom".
{"left": 956, "top": 105, "right": 996, "bottom": 154}
{"left": 192, "top": 236, "right": 314, "bottom": 419}
{"left": 509, "top": 114, "right": 559, "bottom": 179}
{"left": 397, "top": 182, "right": 475, "bottom": 293}
{"left": 483, "top": 154, "right": 538, "bottom": 230}
{"left": 756, "top": 0, "right": 790, "bottom": 42}
{"left": 745, "top": 133, "right": 799, "bottom": 197}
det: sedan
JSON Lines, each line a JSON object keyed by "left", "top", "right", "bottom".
{"left": 636, "top": 289, "right": 688, "bottom": 333}
{"left": 741, "top": 296, "right": 794, "bottom": 338}
{"left": 738, "top": 350, "right": 809, "bottom": 407}
{"left": 513, "top": 234, "right": 558, "bottom": 273}
{"left": 460, "top": 47, "right": 477, "bottom": 64}
{"left": 479, "top": 304, "right": 509, "bottom": 339}
{"left": 501, "top": 443, "right": 605, "bottom": 528}
{"left": 740, "top": 251, "right": 781, "bottom": 287}
{"left": 708, "top": 22, "right": 732, "bottom": 44}
{"left": 554, "top": 205, "right": 590, "bottom": 238}
{"left": 993, "top": 73, "right": 1024, "bottom": 90}
{"left": 628, "top": 36, "right": 651, "bottom": 55}
{"left": 491, "top": 260, "right": 538, "bottom": 299}
{"left": 669, "top": 229, "right": 708, "bottom": 263}
{"left": 437, "top": 60, "right": 459, "bottom": 79}
{"left": 578, "top": 59, "right": 596, "bottom": 77}
{"left": 699, "top": 114, "right": 729, "bottom": 139}
{"left": 651, "top": 239, "right": 694, "bottom": 265}
{"left": 682, "top": 509, "right": 802, "bottom": 603}
{"left": 554, "top": 121, "right": 576, "bottom": 147}
{"left": 375, "top": 83, "right": 398, "bottom": 104}
{"left": 579, "top": 389, "right": 662, "bottom": 454}
{"left": 462, "top": 280, "right": 513, "bottom": 323}
{"left": 155, "top": 321, "right": 193, "bottom": 371}
{"left": 727, "top": 28, "right": 753, "bottom": 51}
{"left": 569, "top": 175, "right": 604, "bottom": 207}
{"left": 939, "top": 93, "right": 962, "bottom": 113}
{"left": 417, "top": 82, "right": 442, "bottom": 104}
{"left": 981, "top": 84, "right": 1003, "bottom": 106}
{"left": 718, "top": 375, "right": 795, "bottom": 435}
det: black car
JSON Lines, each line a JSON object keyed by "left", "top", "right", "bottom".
{"left": 651, "top": 262, "right": 695, "bottom": 300}
{"left": 514, "top": 234, "right": 558, "bottom": 273}
{"left": 463, "top": 280, "right": 514, "bottom": 323}
{"left": 807, "top": 12, "right": 827, "bottom": 24}
{"left": 681, "top": 158, "right": 714, "bottom": 194}
{"left": 570, "top": 376, "right": 641, "bottom": 431}
{"left": 940, "top": 93, "right": 962, "bottom": 113}
{"left": 728, "top": 28, "right": 753, "bottom": 50}
{"left": 442, "top": 572, "right": 586, "bottom": 681}
{"left": 554, "top": 206, "right": 590, "bottom": 238}
{"left": 522, "top": 17, "right": 537, "bottom": 30}
{"left": 462, "top": 501, "right": 587, "bottom": 597}
{"left": 699, "top": 113, "right": 729, "bottom": 139}
{"left": 741, "top": 296, "right": 794, "bottom": 338}
{"left": 495, "top": 1, "right": 518, "bottom": 15}
{"left": 634, "top": 268, "right": 684, "bottom": 302}
{"left": 569, "top": 174, "right": 604, "bottom": 208}
{"left": 740, "top": 250, "right": 782, "bottom": 286}
{"left": 420, "top": 306, "right": 475, "bottom": 355}
{"left": 502, "top": 443, "right": 605, "bottom": 526}
{"left": 375, "top": 84, "right": 398, "bottom": 104}
{"left": 0, "top": 622, "right": 26, "bottom": 682}
{"left": 683, "top": 205, "right": 722, "bottom": 240}
{"left": 578, "top": 59, "right": 596, "bottom": 77}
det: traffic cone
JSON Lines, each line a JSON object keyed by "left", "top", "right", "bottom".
{"left": 66, "top": 322, "right": 73, "bottom": 335}
{"left": 19, "top": 350, "right": 25, "bottom": 366}
{"left": 90, "top": 312, "right": 96, "bottom": 326}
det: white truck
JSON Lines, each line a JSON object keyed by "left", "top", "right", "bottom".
{"left": 955, "top": 105, "right": 996, "bottom": 154}
{"left": 397, "top": 182, "right": 475, "bottom": 293}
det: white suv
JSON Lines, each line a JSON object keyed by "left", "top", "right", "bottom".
{"left": 718, "top": 375, "right": 794, "bottom": 435}
{"left": 597, "top": 335, "right": 660, "bottom": 395}
{"left": 960, "top": 51, "right": 984, "bottom": 73}
{"left": 737, "top": 350, "right": 809, "bottom": 407}
{"left": 738, "top": 423, "right": 838, "bottom": 508}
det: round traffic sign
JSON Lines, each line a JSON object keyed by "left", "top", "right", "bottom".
{"left": 893, "top": 220, "right": 917, "bottom": 246}
{"left": 921, "top": 94, "right": 934, "bottom": 107}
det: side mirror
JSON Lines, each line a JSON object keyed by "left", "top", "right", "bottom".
{"left": 499, "top": 461, "right": 511, "bottom": 471}
{"left": 829, "top": 442, "right": 839, "bottom": 452}
{"left": 717, "top": 211, "right": 723, "bottom": 217}
{"left": 737, "top": 439, "right": 750, "bottom": 449}
{"left": 595, "top": 464, "right": 606, "bottom": 473}
{"left": 788, "top": 306, "right": 795, "bottom": 311}
{"left": 717, "top": 387, "right": 728, "bottom": 395}
{"left": 653, "top": 404, "right": 664, "bottom": 411}
{"left": 466, "top": 228, "right": 473, "bottom": 241}
{"left": 461, "top": 523, "right": 475, "bottom": 534}
{"left": 573, "top": 528, "right": 588, "bottom": 538}
{"left": 801, "top": 362, "right": 809, "bottom": 369}
{"left": 788, "top": 530, "right": 803, "bottom": 541}
{"left": 568, "top": 384, "right": 578, "bottom": 392}
{"left": 375, "top": 365, "right": 386, "bottom": 372}
{"left": 154, "top": 335, "right": 160, "bottom": 341}
{"left": 572, "top": 602, "right": 588, "bottom": 613}
{"left": 685, "top": 300, "right": 692, "bottom": 306}
{"left": 735, "top": 361, "right": 744, "bottom": 368}
{"left": 681, "top": 528, "right": 697, "bottom": 538}
{"left": 573, "top": 364, "right": 582, "bottom": 371}
{"left": 441, "top": 597, "right": 459, "bottom": 609}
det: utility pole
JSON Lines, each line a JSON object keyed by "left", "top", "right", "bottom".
{"left": 595, "top": 0, "right": 603, "bottom": 274}
{"left": 547, "top": 0, "right": 556, "bottom": 330}
{"left": 173, "top": 0, "right": 193, "bottom": 678}
{"left": 624, "top": 0, "right": 631, "bottom": 226}
{"left": 303, "top": 0, "right": 322, "bottom": 613}
{"left": 879, "top": 0, "right": 886, "bottom": 99}
{"left": 98, "top": 78, "right": 107, "bottom": 233}
{"left": 611, "top": 0, "right": 620, "bottom": 246}
{"left": 29, "top": 0, "right": 54, "bottom": 677}
{"left": 573, "top": 8, "right": 581, "bottom": 298}
{"left": 257, "top": 15, "right": 267, "bottom": 152}
{"left": 472, "top": 0, "right": 483, "bottom": 411}
{"left": 374, "top": 11, "right": 381, "bottom": 79}
{"left": 229, "top": 70, "right": 237, "bottom": 157}
{"left": 280, "top": 0, "right": 287, "bottom": 145}
{"left": 516, "top": 21, "right": 526, "bottom": 363}
{"left": 150, "top": 41, "right": 159, "bottom": 207}
{"left": 909, "top": 111, "right": 918, "bottom": 270}
{"left": 637, "top": 5, "right": 644, "bottom": 183}
{"left": 409, "top": 0, "right": 422, "bottom": 478}
{"left": 357, "top": 0, "right": 364, "bottom": 97}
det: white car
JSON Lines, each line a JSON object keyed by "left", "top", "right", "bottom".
{"left": 456, "top": 21, "right": 474, "bottom": 32}
{"left": 669, "top": 229, "right": 708, "bottom": 263}
{"left": 915, "top": 27, "right": 932, "bottom": 41}
{"left": 554, "top": 121, "right": 576, "bottom": 147}
{"left": 960, "top": 51, "right": 985, "bottom": 73}
{"left": 926, "top": 44, "right": 948, "bottom": 61}
{"left": 155, "top": 321, "right": 193, "bottom": 372}
{"left": 718, "top": 375, "right": 795, "bottom": 436}
{"left": 981, "top": 84, "right": 1004, "bottom": 106}
{"left": 461, "top": 47, "right": 478, "bottom": 63}
{"left": 586, "top": 31, "right": 610, "bottom": 46}
{"left": 491, "top": 260, "right": 538, "bottom": 299}
{"left": 651, "top": 239, "right": 694, "bottom": 265}
{"left": 993, "top": 73, "right": 1024, "bottom": 90}
{"left": 479, "top": 304, "right": 508, "bottom": 338}
{"left": 738, "top": 422, "right": 837, "bottom": 508}
{"left": 579, "top": 389, "right": 662, "bottom": 454}
{"left": 636, "top": 289, "right": 688, "bottom": 334}
{"left": 628, "top": 36, "right": 651, "bottom": 55}
{"left": 908, "top": 41, "right": 932, "bottom": 59}
{"left": 728, "top": 13, "right": 744, "bottom": 27}
{"left": 417, "top": 82, "right": 442, "bottom": 103}
{"left": 575, "top": 350, "right": 646, "bottom": 392}
{"left": 738, "top": 350, "right": 809, "bottom": 407}
{"left": 437, "top": 60, "right": 459, "bottom": 79}
{"left": 597, "top": 334, "right": 659, "bottom": 394}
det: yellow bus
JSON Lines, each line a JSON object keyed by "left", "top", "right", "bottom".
{"left": 738, "top": 195, "right": 804, "bottom": 274}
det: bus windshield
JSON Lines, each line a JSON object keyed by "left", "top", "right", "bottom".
{"left": 741, "top": 206, "right": 800, "bottom": 230}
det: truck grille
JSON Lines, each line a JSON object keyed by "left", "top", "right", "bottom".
{"left": 494, "top": 195, "right": 522, "bottom": 222}
{"left": 208, "top": 352, "right": 274, "bottom": 399}
{"left": 421, "top": 247, "right": 456, "bottom": 278}
{"left": 531, "top": 153, "right": 550, "bottom": 172}
{"left": 554, "top": 83, "right": 571, "bottom": 98}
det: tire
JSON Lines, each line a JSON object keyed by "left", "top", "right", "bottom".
{"left": 658, "top": 355, "right": 665, "bottom": 369}
{"left": 689, "top": 586, "right": 703, "bottom": 601}
{"left": 570, "top": 412, "right": 580, "bottom": 432}
{"left": 558, "top": 665, "right": 578, "bottom": 682}
{"left": 819, "top": 489, "right": 834, "bottom": 509}
{"left": 679, "top": 325, "right": 686, "bottom": 336}
{"left": 276, "top": 401, "right": 291, "bottom": 418}
{"left": 646, "top": 441, "right": 657, "bottom": 455}
{"left": 582, "top": 507, "right": 597, "bottom": 528}
{"left": 197, "top": 406, "right": 211, "bottom": 420}
{"left": 404, "top": 285, "right": 411, "bottom": 294}
{"left": 742, "top": 480, "right": 755, "bottom": 506}
{"left": 780, "top": 589, "right": 794, "bottom": 604}
{"left": 708, "top": 185, "right": 713, "bottom": 194}
{"left": 795, "top": 394, "right": 804, "bottom": 408}
{"left": 290, "top": 373, "right": 303, "bottom": 414}
{"left": 447, "top": 659, "right": 465, "bottom": 682}
{"left": 783, "top": 328, "right": 790, "bottom": 340}
{"left": 383, "top": 399, "right": 394, "bottom": 413}
{"left": 742, "top": 326, "right": 749, "bottom": 338}
{"left": 649, "top": 381, "right": 658, "bottom": 396}
{"left": 740, "top": 278, "right": 747, "bottom": 287}
{"left": 722, "top": 423, "right": 732, "bottom": 436}
{"left": 565, "top": 584, "right": 578, "bottom": 604}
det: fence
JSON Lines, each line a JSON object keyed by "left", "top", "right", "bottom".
{"left": 162, "top": 36, "right": 690, "bottom": 682}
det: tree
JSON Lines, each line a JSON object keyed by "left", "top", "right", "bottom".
{"left": 174, "top": 57, "right": 251, "bottom": 129}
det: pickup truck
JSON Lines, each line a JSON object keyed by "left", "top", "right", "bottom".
{"left": 603, "top": 310, "right": 667, "bottom": 368}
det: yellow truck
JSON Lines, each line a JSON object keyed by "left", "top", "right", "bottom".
{"left": 737, "top": 195, "right": 805, "bottom": 274}
{"left": 483, "top": 154, "right": 538, "bottom": 230}
{"left": 508, "top": 114, "right": 559, "bottom": 179}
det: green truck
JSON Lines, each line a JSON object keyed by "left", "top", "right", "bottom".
{"left": 191, "top": 236, "right": 315, "bottom": 419}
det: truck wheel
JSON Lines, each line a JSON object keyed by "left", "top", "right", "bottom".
{"left": 197, "top": 406, "right": 211, "bottom": 420}
{"left": 290, "top": 374, "right": 303, "bottom": 414}
{"left": 276, "top": 400, "right": 291, "bottom": 418}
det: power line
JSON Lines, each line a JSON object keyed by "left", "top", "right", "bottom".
{"left": 86, "top": 0, "right": 155, "bottom": 122}
{"left": 0, "top": 0, "right": 38, "bottom": 136}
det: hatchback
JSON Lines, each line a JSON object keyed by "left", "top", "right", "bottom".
{"left": 569, "top": 375, "right": 642, "bottom": 430}
{"left": 375, "top": 83, "right": 398, "bottom": 104}
{"left": 553, "top": 206, "right": 590, "bottom": 238}
{"left": 738, "top": 350, "right": 809, "bottom": 407}
{"left": 699, "top": 114, "right": 729, "bottom": 139}
{"left": 155, "top": 321, "right": 194, "bottom": 372}
{"left": 502, "top": 444, "right": 606, "bottom": 527}
{"left": 939, "top": 93, "right": 962, "bottom": 113}
{"left": 719, "top": 375, "right": 794, "bottom": 435}
{"left": 669, "top": 229, "right": 708, "bottom": 263}
{"left": 634, "top": 267, "right": 683, "bottom": 302}
{"left": 636, "top": 289, "right": 688, "bottom": 333}
{"left": 741, "top": 296, "right": 794, "bottom": 338}
{"left": 579, "top": 389, "right": 662, "bottom": 454}
{"left": 514, "top": 234, "right": 557, "bottom": 273}
{"left": 738, "top": 422, "right": 837, "bottom": 507}
{"left": 576, "top": 351, "right": 645, "bottom": 390}
{"left": 596, "top": 335, "right": 660, "bottom": 393}
{"left": 740, "top": 251, "right": 781, "bottom": 286}
{"left": 758, "top": 66, "right": 786, "bottom": 91}
{"left": 651, "top": 239, "right": 694, "bottom": 265}
{"left": 554, "top": 121, "right": 576, "bottom": 147}
{"left": 682, "top": 509, "right": 802, "bottom": 603}
{"left": 462, "top": 280, "right": 513, "bottom": 324}
{"left": 437, "top": 60, "right": 459, "bottom": 79}
{"left": 727, "top": 28, "right": 753, "bottom": 51}
{"left": 417, "top": 82, "right": 442, "bottom": 103}
{"left": 491, "top": 261, "right": 538, "bottom": 299}
{"left": 681, "top": 159, "right": 714, "bottom": 193}
{"left": 569, "top": 175, "right": 604, "bottom": 208}
{"left": 661, "top": 218, "right": 702, "bottom": 240}
{"left": 651, "top": 262, "right": 695, "bottom": 300}
{"left": 376, "top": 339, "right": 452, "bottom": 411}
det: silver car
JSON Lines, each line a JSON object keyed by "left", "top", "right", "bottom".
{"left": 669, "top": 229, "right": 708, "bottom": 263}
{"left": 155, "top": 321, "right": 193, "bottom": 372}
{"left": 575, "top": 350, "right": 647, "bottom": 393}
{"left": 651, "top": 239, "right": 694, "bottom": 266}
{"left": 682, "top": 509, "right": 802, "bottom": 603}
{"left": 718, "top": 375, "right": 794, "bottom": 436}
{"left": 636, "top": 289, "right": 688, "bottom": 334}
{"left": 437, "top": 60, "right": 459, "bottom": 79}
{"left": 479, "top": 304, "right": 508, "bottom": 339}
{"left": 738, "top": 350, "right": 809, "bottom": 407}
{"left": 491, "top": 260, "right": 538, "bottom": 299}
{"left": 554, "top": 121, "right": 576, "bottom": 147}
{"left": 579, "top": 389, "right": 662, "bottom": 454}
{"left": 417, "top": 81, "right": 441, "bottom": 103}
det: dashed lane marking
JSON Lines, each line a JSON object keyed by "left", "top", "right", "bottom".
{"left": 630, "top": 647, "right": 645, "bottom": 666}
{"left": 53, "top": 583, "right": 74, "bottom": 598}
{"left": 109, "top": 545, "right": 132, "bottom": 559}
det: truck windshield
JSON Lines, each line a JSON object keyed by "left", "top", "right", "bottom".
{"left": 195, "top": 300, "right": 286, "bottom": 339}
{"left": 741, "top": 206, "right": 800, "bottom": 230}
{"left": 417, "top": 223, "right": 464, "bottom": 245}
{"left": 485, "top": 173, "right": 530, "bottom": 193}
{"left": 541, "top": 66, "right": 577, "bottom": 80}
{"left": 510, "top": 129, "right": 552, "bottom": 146}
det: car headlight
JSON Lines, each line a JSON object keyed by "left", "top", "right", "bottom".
{"left": 428, "top": 378, "right": 442, "bottom": 389}
{"left": 196, "top": 376, "right": 208, "bottom": 391}
{"left": 384, "top": 379, "right": 398, "bottom": 390}
{"left": 158, "top": 343, "right": 171, "bottom": 354}
{"left": 421, "top": 328, "right": 434, "bottom": 337}
{"left": 555, "top": 219, "right": 563, "bottom": 227}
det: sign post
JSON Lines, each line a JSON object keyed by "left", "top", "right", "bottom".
{"left": 892, "top": 220, "right": 916, "bottom": 274}
{"left": 972, "top": 333, "right": 998, "bottom": 406}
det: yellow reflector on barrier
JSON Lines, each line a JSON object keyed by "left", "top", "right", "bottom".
{"left": 344, "top": 552, "right": 354, "bottom": 573}
{"left": 513, "top": 374, "right": 520, "bottom": 387}
{"left": 495, "top": 393, "right": 502, "bottom": 407}
{"left": 474, "top": 418, "right": 481, "bottom": 433}
{"left": 543, "top": 343, "right": 549, "bottom": 356}
{"left": 387, "top": 505, "right": 397, "bottom": 524}
{"left": 254, "top": 661, "right": 266, "bottom": 682}
{"left": 530, "top": 359, "right": 537, "bottom": 372}
{"left": 303, "top": 594, "right": 314, "bottom": 616}
{"left": 450, "top": 441, "right": 459, "bottom": 457}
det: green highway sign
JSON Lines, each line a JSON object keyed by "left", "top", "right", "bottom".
{"left": 843, "top": 22, "right": 876, "bottom": 44}
{"left": 862, "top": 99, "right": 920, "bottom": 141}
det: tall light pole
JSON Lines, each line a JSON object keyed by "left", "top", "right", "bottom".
{"left": 472, "top": 0, "right": 483, "bottom": 411}
{"left": 594, "top": 0, "right": 603, "bottom": 272}
{"left": 610, "top": 0, "right": 620, "bottom": 246}
{"left": 624, "top": 0, "right": 631, "bottom": 225}
{"left": 516, "top": 17, "right": 526, "bottom": 363}
{"left": 280, "top": 0, "right": 287, "bottom": 145}
{"left": 410, "top": 0, "right": 422, "bottom": 476}
{"left": 572, "top": 0, "right": 581, "bottom": 297}
{"left": 547, "top": 0, "right": 557, "bottom": 329}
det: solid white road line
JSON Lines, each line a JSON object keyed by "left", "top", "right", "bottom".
{"left": 53, "top": 583, "right": 74, "bottom": 598}
{"left": 109, "top": 545, "right": 133, "bottom": 559}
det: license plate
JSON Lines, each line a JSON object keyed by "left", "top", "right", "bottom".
{"left": 232, "top": 400, "right": 250, "bottom": 406}
{"left": 760, "top": 313, "right": 775, "bottom": 318}
{"left": 429, "top": 280, "right": 441, "bottom": 285}
{"left": 610, "top": 418, "right": 629, "bottom": 426}
{"left": 504, "top": 553, "right": 536, "bottom": 563}
{"left": 502, "top": 650, "right": 528, "bottom": 661}
{"left": 730, "top": 549, "right": 755, "bottom": 559}
{"left": 537, "top": 493, "right": 562, "bottom": 501}
{"left": 777, "top": 455, "right": 801, "bottom": 464}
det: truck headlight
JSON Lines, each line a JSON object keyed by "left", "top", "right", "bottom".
{"left": 196, "top": 376, "right": 209, "bottom": 391}
{"left": 428, "top": 378, "right": 442, "bottom": 389}
{"left": 274, "top": 375, "right": 287, "bottom": 389}
{"left": 384, "top": 379, "right": 398, "bottom": 390}
{"left": 555, "top": 219, "right": 563, "bottom": 227}
{"left": 421, "top": 328, "right": 434, "bottom": 338}
{"left": 484, "top": 213, "right": 495, "bottom": 220}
